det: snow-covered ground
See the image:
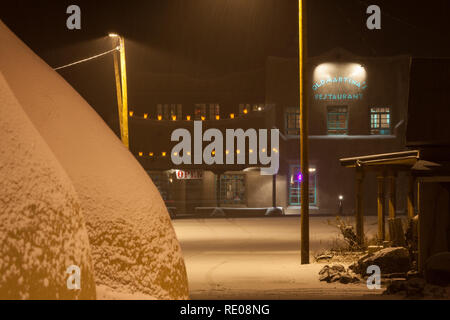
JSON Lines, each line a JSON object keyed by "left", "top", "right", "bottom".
{"left": 173, "top": 216, "right": 387, "bottom": 299}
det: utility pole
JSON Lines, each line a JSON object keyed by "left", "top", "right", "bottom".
{"left": 109, "top": 33, "right": 129, "bottom": 149}
{"left": 299, "top": 0, "right": 310, "bottom": 264}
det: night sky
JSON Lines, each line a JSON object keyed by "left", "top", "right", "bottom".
{"left": 1, "top": 0, "right": 450, "bottom": 125}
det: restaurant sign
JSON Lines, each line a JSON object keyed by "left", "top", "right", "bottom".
{"left": 175, "top": 170, "right": 203, "bottom": 180}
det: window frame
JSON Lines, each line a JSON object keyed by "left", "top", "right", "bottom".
{"left": 288, "top": 165, "right": 317, "bottom": 206}
{"left": 327, "top": 106, "right": 348, "bottom": 135}
{"left": 370, "top": 107, "right": 391, "bottom": 135}
{"left": 218, "top": 174, "right": 247, "bottom": 205}
{"left": 285, "top": 107, "right": 300, "bottom": 135}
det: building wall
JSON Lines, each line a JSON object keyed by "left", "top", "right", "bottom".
{"left": 266, "top": 49, "right": 411, "bottom": 215}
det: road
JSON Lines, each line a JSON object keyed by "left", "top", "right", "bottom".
{"left": 173, "top": 216, "right": 386, "bottom": 300}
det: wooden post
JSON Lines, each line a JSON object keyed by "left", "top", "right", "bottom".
{"left": 355, "top": 169, "right": 365, "bottom": 245}
{"left": 272, "top": 174, "right": 277, "bottom": 208}
{"left": 299, "top": 0, "right": 310, "bottom": 264}
{"left": 376, "top": 172, "right": 386, "bottom": 242}
{"left": 407, "top": 174, "right": 416, "bottom": 219}
{"left": 388, "top": 171, "right": 397, "bottom": 219}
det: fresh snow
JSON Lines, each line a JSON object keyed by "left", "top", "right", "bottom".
{"left": 0, "top": 20, "right": 188, "bottom": 299}
{"left": 0, "top": 73, "right": 96, "bottom": 299}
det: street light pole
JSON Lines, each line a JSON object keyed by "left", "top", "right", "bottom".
{"left": 109, "top": 33, "right": 129, "bottom": 149}
{"left": 299, "top": 0, "right": 310, "bottom": 264}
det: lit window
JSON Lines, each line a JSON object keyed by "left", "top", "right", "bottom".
{"left": 194, "top": 104, "right": 207, "bottom": 120}
{"left": 219, "top": 174, "right": 246, "bottom": 205}
{"left": 327, "top": 106, "right": 348, "bottom": 135}
{"left": 289, "top": 165, "right": 317, "bottom": 206}
{"left": 285, "top": 107, "right": 300, "bottom": 135}
{"left": 370, "top": 107, "right": 391, "bottom": 135}
{"left": 209, "top": 104, "right": 220, "bottom": 120}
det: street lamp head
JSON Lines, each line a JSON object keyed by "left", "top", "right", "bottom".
{"left": 339, "top": 195, "right": 344, "bottom": 201}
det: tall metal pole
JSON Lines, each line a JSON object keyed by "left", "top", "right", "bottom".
{"left": 113, "top": 49, "right": 123, "bottom": 140}
{"left": 119, "top": 36, "right": 129, "bottom": 149}
{"left": 299, "top": 0, "right": 310, "bottom": 264}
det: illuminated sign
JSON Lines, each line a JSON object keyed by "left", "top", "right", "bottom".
{"left": 314, "top": 93, "right": 363, "bottom": 101}
{"left": 175, "top": 170, "right": 203, "bottom": 180}
{"left": 313, "top": 77, "right": 367, "bottom": 91}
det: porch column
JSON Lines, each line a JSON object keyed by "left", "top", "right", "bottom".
{"left": 376, "top": 172, "right": 386, "bottom": 242}
{"left": 388, "top": 171, "right": 397, "bottom": 219}
{"left": 407, "top": 173, "right": 416, "bottom": 219}
{"left": 355, "top": 169, "right": 365, "bottom": 245}
{"left": 272, "top": 174, "right": 277, "bottom": 208}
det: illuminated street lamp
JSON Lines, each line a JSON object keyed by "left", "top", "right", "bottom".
{"left": 109, "top": 33, "right": 129, "bottom": 149}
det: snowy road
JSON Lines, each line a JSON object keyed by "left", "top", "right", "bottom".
{"left": 173, "top": 216, "right": 386, "bottom": 300}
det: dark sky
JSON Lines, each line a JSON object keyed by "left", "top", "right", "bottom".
{"left": 1, "top": 0, "right": 450, "bottom": 123}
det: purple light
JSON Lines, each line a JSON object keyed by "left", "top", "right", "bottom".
{"left": 297, "top": 172, "right": 303, "bottom": 182}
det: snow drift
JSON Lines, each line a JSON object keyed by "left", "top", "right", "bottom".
{"left": 0, "top": 21, "right": 188, "bottom": 299}
{"left": 0, "top": 73, "right": 96, "bottom": 299}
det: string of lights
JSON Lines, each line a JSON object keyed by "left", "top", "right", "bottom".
{"left": 53, "top": 47, "right": 119, "bottom": 71}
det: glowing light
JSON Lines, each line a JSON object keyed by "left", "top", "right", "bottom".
{"left": 309, "top": 168, "right": 316, "bottom": 173}
{"left": 162, "top": 152, "right": 167, "bottom": 157}
{"left": 272, "top": 148, "right": 278, "bottom": 153}
{"left": 215, "top": 115, "right": 220, "bottom": 120}
{"left": 144, "top": 113, "right": 148, "bottom": 119}
{"left": 262, "top": 148, "right": 266, "bottom": 153}
{"left": 230, "top": 113, "right": 235, "bottom": 119}
{"left": 173, "top": 152, "right": 178, "bottom": 156}
{"left": 186, "top": 115, "right": 191, "bottom": 121}
{"left": 138, "top": 152, "right": 143, "bottom": 157}
{"left": 243, "top": 109, "right": 248, "bottom": 114}
{"left": 201, "top": 116, "right": 206, "bottom": 121}
{"left": 297, "top": 172, "right": 303, "bottom": 182}
{"left": 236, "top": 149, "right": 241, "bottom": 154}
{"left": 249, "top": 149, "right": 253, "bottom": 153}
{"left": 225, "top": 150, "right": 230, "bottom": 155}
{"left": 339, "top": 195, "right": 344, "bottom": 200}
{"left": 108, "top": 33, "right": 119, "bottom": 38}
{"left": 187, "top": 152, "right": 191, "bottom": 156}
{"left": 211, "top": 150, "right": 216, "bottom": 156}
{"left": 157, "top": 115, "right": 162, "bottom": 121}
{"left": 172, "top": 115, "right": 177, "bottom": 121}
{"left": 149, "top": 152, "right": 154, "bottom": 157}
{"left": 129, "top": 111, "right": 134, "bottom": 117}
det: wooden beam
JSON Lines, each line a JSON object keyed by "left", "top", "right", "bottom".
{"left": 407, "top": 174, "right": 416, "bottom": 219}
{"left": 376, "top": 172, "right": 386, "bottom": 242}
{"left": 388, "top": 171, "right": 397, "bottom": 219}
{"left": 355, "top": 169, "right": 365, "bottom": 245}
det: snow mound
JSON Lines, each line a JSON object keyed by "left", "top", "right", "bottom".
{"left": 0, "top": 73, "right": 96, "bottom": 300}
{"left": 0, "top": 21, "right": 188, "bottom": 299}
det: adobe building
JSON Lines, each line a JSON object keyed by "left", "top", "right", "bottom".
{"left": 121, "top": 48, "right": 411, "bottom": 217}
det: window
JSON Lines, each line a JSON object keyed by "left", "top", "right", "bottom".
{"left": 156, "top": 104, "right": 182, "bottom": 120}
{"left": 327, "top": 106, "right": 348, "bottom": 135}
{"left": 285, "top": 107, "right": 300, "bottom": 135}
{"left": 194, "top": 104, "right": 207, "bottom": 120}
{"left": 219, "top": 174, "right": 246, "bottom": 205}
{"left": 370, "top": 107, "right": 391, "bottom": 135}
{"left": 288, "top": 166, "right": 317, "bottom": 206}
{"left": 209, "top": 104, "right": 220, "bottom": 120}
{"left": 147, "top": 172, "right": 172, "bottom": 201}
